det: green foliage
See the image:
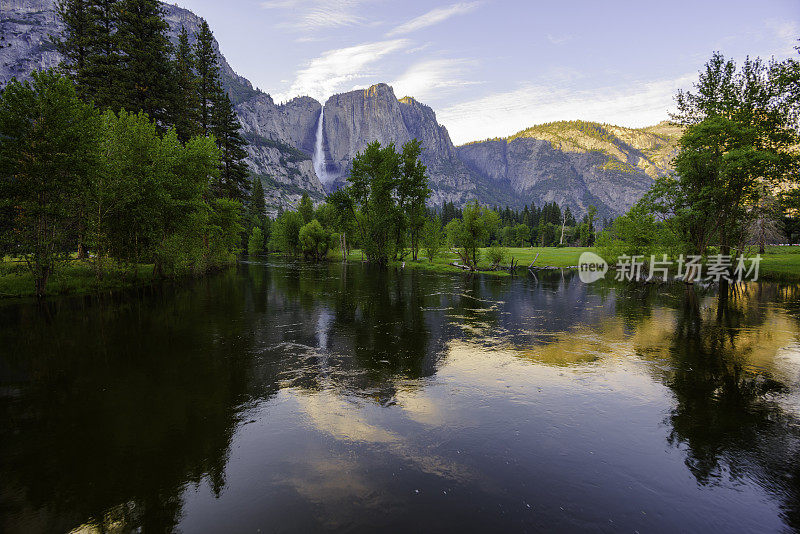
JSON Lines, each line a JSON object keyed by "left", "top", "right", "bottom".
{"left": 194, "top": 19, "right": 219, "bottom": 135}
{"left": 210, "top": 90, "right": 250, "bottom": 202}
{"left": 447, "top": 201, "right": 492, "bottom": 269}
{"left": 659, "top": 51, "right": 800, "bottom": 256}
{"left": 299, "top": 219, "right": 330, "bottom": 261}
{"left": 250, "top": 177, "right": 266, "bottom": 221}
{"left": 173, "top": 26, "right": 200, "bottom": 142}
{"left": 271, "top": 210, "right": 303, "bottom": 257}
{"left": 247, "top": 226, "right": 265, "bottom": 256}
{"left": 422, "top": 216, "right": 444, "bottom": 262}
{"left": 344, "top": 141, "right": 402, "bottom": 266}
{"left": 298, "top": 193, "right": 314, "bottom": 224}
{"left": 595, "top": 200, "right": 680, "bottom": 261}
{"left": 116, "top": 0, "right": 174, "bottom": 126}
{"left": 486, "top": 244, "right": 508, "bottom": 268}
{"left": 0, "top": 70, "right": 101, "bottom": 297}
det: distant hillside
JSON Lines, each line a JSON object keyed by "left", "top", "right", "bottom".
{"left": 1, "top": 1, "right": 682, "bottom": 217}
{"left": 457, "top": 120, "right": 681, "bottom": 218}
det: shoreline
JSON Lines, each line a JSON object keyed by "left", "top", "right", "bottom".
{"left": 2, "top": 246, "right": 798, "bottom": 298}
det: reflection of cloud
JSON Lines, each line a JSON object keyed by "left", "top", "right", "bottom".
{"left": 394, "top": 387, "right": 446, "bottom": 426}
{"left": 387, "top": 2, "right": 481, "bottom": 37}
{"left": 296, "top": 390, "right": 399, "bottom": 443}
{"left": 292, "top": 389, "right": 472, "bottom": 481}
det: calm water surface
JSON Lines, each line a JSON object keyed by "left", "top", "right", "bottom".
{"left": 1, "top": 262, "right": 799, "bottom": 533}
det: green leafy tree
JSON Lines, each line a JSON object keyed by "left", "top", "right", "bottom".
{"left": 447, "top": 201, "right": 490, "bottom": 269}
{"left": 0, "top": 71, "right": 101, "bottom": 297}
{"left": 247, "top": 226, "right": 265, "bottom": 256}
{"left": 486, "top": 244, "right": 508, "bottom": 269}
{"left": 657, "top": 52, "right": 800, "bottom": 256}
{"left": 345, "top": 141, "right": 402, "bottom": 266}
{"left": 56, "top": 0, "right": 124, "bottom": 111}
{"left": 398, "top": 139, "right": 431, "bottom": 260}
{"left": 299, "top": 219, "right": 330, "bottom": 261}
{"left": 55, "top": 0, "right": 93, "bottom": 93}
{"left": 271, "top": 210, "right": 303, "bottom": 257}
{"left": 250, "top": 177, "right": 266, "bottom": 222}
{"left": 422, "top": 216, "right": 444, "bottom": 262}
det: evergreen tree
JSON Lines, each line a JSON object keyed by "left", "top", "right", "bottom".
{"left": 298, "top": 193, "right": 314, "bottom": 224}
{"left": 116, "top": 0, "right": 174, "bottom": 126}
{"left": 172, "top": 26, "right": 201, "bottom": 142}
{"left": 250, "top": 177, "right": 266, "bottom": 221}
{"left": 56, "top": 0, "right": 124, "bottom": 110}
{"left": 55, "top": 0, "right": 92, "bottom": 93}
{"left": 210, "top": 90, "right": 250, "bottom": 201}
{"left": 84, "top": 0, "right": 124, "bottom": 111}
{"left": 194, "top": 20, "right": 219, "bottom": 135}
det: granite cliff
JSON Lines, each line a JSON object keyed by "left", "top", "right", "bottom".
{"left": 1, "top": 0, "right": 680, "bottom": 216}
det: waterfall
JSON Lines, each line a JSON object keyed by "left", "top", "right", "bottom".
{"left": 312, "top": 106, "right": 328, "bottom": 184}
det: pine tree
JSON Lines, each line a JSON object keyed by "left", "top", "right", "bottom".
{"left": 116, "top": 0, "right": 174, "bottom": 126}
{"left": 84, "top": 0, "right": 124, "bottom": 111}
{"left": 194, "top": 20, "right": 219, "bottom": 136}
{"left": 211, "top": 90, "right": 250, "bottom": 201}
{"left": 55, "top": 0, "right": 92, "bottom": 93}
{"left": 173, "top": 26, "right": 201, "bottom": 142}
{"left": 56, "top": 0, "right": 124, "bottom": 110}
{"left": 250, "top": 177, "right": 266, "bottom": 221}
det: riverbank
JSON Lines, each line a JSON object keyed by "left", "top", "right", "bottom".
{"left": 343, "top": 245, "right": 800, "bottom": 280}
{"left": 342, "top": 247, "right": 589, "bottom": 276}
{"left": 0, "top": 258, "right": 237, "bottom": 299}
{"left": 0, "top": 259, "right": 155, "bottom": 298}
{"left": 3, "top": 246, "right": 797, "bottom": 298}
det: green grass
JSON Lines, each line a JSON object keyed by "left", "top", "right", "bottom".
{"left": 342, "top": 247, "right": 591, "bottom": 275}
{"left": 340, "top": 245, "right": 800, "bottom": 280}
{"left": 0, "top": 259, "right": 156, "bottom": 298}
{"left": 759, "top": 245, "right": 800, "bottom": 280}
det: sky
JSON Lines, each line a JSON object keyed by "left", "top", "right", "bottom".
{"left": 172, "top": 0, "right": 798, "bottom": 144}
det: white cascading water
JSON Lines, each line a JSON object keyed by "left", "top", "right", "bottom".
{"left": 312, "top": 107, "right": 328, "bottom": 184}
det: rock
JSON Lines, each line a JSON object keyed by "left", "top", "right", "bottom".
{"left": 1, "top": 3, "right": 681, "bottom": 216}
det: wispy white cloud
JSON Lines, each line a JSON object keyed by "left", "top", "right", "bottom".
{"left": 546, "top": 32, "right": 572, "bottom": 45}
{"left": 275, "top": 39, "right": 410, "bottom": 103}
{"left": 261, "top": 0, "right": 374, "bottom": 32}
{"left": 386, "top": 2, "right": 480, "bottom": 37}
{"left": 764, "top": 19, "right": 799, "bottom": 56}
{"left": 391, "top": 58, "right": 480, "bottom": 101}
{"left": 439, "top": 74, "right": 695, "bottom": 144}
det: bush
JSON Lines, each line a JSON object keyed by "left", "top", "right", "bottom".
{"left": 299, "top": 219, "right": 330, "bottom": 261}
{"left": 248, "top": 226, "right": 265, "bottom": 256}
{"left": 486, "top": 245, "right": 508, "bottom": 268}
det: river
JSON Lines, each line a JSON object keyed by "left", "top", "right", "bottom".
{"left": 1, "top": 261, "right": 799, "bottom": 532}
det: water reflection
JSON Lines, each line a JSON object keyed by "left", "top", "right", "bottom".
{"left": 0, "top": 264, "right": 798, "bottom": 532}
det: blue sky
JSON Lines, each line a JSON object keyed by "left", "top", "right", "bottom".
{"left": 174, "top": 0, "right": 799, "bottom": 144}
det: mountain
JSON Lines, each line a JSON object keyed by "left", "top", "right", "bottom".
{"left": 457, "top": 121, "right": 681, "bottom": 218}
{"left": 1, "top": 1, "right": 681, "bottom": 217}
{"left": 318, "top": 84, "right": 495, "bottom": 205}
{"left": 0, "top": 0, "right": 258, "bottom": 103}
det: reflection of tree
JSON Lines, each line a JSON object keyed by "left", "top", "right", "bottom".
{"left": 663, "top": 285, "right": 800, "bottom": 530}
{"left": 255, "top": 263, "right": 440, "bottom": 404}
{"left": 0, "top": 271, "right": 275, "bottom": 533}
